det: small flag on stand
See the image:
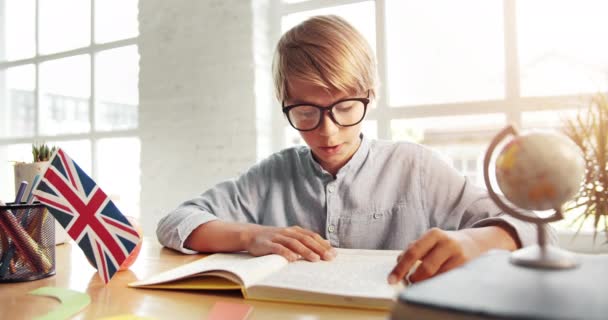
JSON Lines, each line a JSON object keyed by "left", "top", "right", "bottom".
{"left": 33, "top": 148, "right": 140, "bottom": 284}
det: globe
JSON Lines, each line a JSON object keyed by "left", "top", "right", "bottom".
{"left": 484, "top": 126, "right": 585, "bottom": 269}
{"left": 495, "top": 131, "right": 585, "bottom": 211}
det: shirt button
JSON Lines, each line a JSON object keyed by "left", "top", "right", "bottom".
{"left": 373, "top": 213, "right": 381, "bottom": 219}
{"left": 327, "top": 185, "right": 335, "bottom": 193}
{"left": 328, "top": 225, "right": 336, "bottom": 233}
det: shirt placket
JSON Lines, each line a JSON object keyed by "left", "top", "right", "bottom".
{"left": 325, "top": 180, "right": 340, "bottom": 247}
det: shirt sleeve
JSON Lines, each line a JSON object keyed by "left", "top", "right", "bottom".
{"left": 156, "top": 160, "right": 270, "bottom": 254}
{"left": 419, "top": 147, "right": 556, "bottom": 248}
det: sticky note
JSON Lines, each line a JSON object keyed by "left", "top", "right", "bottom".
{"left": 29, "top": 287, "right": 91, "bottom": 320}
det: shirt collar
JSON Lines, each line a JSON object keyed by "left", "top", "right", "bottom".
{"left": 305, "top": 133, "right": 370, "bottom": 179}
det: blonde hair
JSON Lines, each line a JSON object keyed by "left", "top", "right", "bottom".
{"left": 272, "top": 15, "right": 378, "bottom": 102}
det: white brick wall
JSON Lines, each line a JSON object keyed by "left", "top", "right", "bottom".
{"left": 139, "top": 0, "right": 273, "bottom": 235}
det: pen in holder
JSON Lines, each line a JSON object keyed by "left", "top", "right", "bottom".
{"left": 0, "top": 202, "right": 55, "bottom": 282}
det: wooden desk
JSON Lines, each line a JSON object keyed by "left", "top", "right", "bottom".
{"left": 0, "top": 239, "right": 389, "bottom": 319}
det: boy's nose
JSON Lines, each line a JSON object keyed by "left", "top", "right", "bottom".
{"left": 317, "top": 111, "right": 339, "bottom": 136}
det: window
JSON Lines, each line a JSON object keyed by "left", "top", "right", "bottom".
{"left": 386, "top": 0, "right": 505, "bottom": 106}
{"left": 281, "top": 1, "right": 377, "bottom": 53}
{"left": 275, "top": 0, "right": 608, "bottom": 233}
{"left": 0, "top": 0, "right": 141, "bottom": 217}
{"left": 518, "top": 0, "right": 608, "bottom": 97}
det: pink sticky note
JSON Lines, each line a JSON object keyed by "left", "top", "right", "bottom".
{"left": 207, "top": 301, "right": 253, "bottom": 320}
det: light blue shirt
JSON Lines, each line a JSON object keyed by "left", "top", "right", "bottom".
{"left": 157, "top": 135, "right": 553, "bottom": 254}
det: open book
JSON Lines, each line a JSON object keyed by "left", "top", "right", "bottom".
{"left": 129, "top": 248, "right": 405, "bottom": 310}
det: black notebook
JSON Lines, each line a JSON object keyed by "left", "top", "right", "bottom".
{"left": 393, "top": 249, "right": 608, "bottom": 320}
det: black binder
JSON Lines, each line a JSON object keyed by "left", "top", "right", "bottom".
{"left": 392, "top": 250, "right": 608, "bottom": 320}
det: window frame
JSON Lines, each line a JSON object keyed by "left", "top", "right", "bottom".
{"left": 0, "top": 0, "right": 139, "bottom": 181}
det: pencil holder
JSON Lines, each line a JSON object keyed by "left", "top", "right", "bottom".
{"left": 0, "top": 202, "right": 56, "bottom": 282}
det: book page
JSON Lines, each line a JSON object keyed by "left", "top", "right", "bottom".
{"left": 251, "top": 248, "right": 404, "bottom": 299}
{"left": 130, "top": 252, "right": 288, "bottom": 288}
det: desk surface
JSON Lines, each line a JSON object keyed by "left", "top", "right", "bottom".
{"left": 0, "top": 239, "right": 390, "bottom": 319}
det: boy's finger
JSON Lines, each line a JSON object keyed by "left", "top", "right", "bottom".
{"left": 294, "top": 227, "right": 333, "bottom": 250}
{"left": 408, "top": 243, "right": 451, "bottom": 283}
{"left": 388, "top": 234, "right": 438, "bottom": 284}
{"left": 268, "top": 242, "right": 298, "bottom": 262}
{"left": 276, "top": 235, "right": 320, "bottom": 262}
{"left": 285, "top": 227, "right": 335, "bottom": 259}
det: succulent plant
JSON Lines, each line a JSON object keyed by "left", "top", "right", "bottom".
{"left": 32, "top": 143, "right": 58, "bottom": 162}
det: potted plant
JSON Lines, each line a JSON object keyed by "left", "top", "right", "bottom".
{"left": 13, "top": 143, "right": 57, "bottom": 192}
{"left": 562, "top": 93, "right": 608, "bottom": 245}
{"left": 13, "top": 143, "right": 68, "bottom": 245}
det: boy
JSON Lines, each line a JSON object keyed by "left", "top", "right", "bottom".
{"left": 157, "top": 15, "right": 552, "bottom": 284}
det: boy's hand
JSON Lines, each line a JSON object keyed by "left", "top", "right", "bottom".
{"left": 245, "top": 225, "right": 336, "bottom": 262}
{"left": 387, "top": 225, "right": 519, "bottom": 284}
{"left": 387, "top": 228, "right": 482, "bottom": 284}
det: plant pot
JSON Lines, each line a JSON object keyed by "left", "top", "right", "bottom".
{"left": 13, "top": 162, "right": 69, "bottom": 246}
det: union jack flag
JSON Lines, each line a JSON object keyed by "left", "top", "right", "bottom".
{"left": 33, "top": 148, "right": 140, "bottom": 284}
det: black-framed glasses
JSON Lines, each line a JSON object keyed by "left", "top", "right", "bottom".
{"left": 282, "top": 94, "right": 370, "bottom": 131}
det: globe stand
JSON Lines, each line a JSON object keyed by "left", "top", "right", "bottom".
{"left": 511, "top": 245, "right": 579, "bottom": 269}
{"left": 484, "top": 125, "right": 579, "bottom": 270}
{"left": 509, "top": 218, "right": 579, "bottom": 269}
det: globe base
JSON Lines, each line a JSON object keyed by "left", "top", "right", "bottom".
{"left": 510, "top": 244, "right": 579, "bottom": 269}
